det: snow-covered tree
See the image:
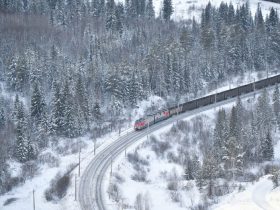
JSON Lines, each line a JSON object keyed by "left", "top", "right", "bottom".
{"left": 273, "top": 85, "right": 280, "bottom": 128}
{"left": 260, "top": 131, "right": 274, "bottom": 161}
{"left": 15, "top": 102, "right": 28, "bottom": 163}
{"left": 162, "top": 0, "right": 173, "bottom": 21}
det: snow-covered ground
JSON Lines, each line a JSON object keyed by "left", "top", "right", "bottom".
{"left": 0, "top": 128, "right": 133, "bottom": 210}
{"left": 169, "top": 0, "right": 280, "bottom": 21}
{"left": 116, "top": 0, "right": 280, "bottom": 21}
{"left": 104, "top": 89, "right": 280, "bottom": 210}
{"left": 214, "top": 176, "right": 280, "bottom": 210}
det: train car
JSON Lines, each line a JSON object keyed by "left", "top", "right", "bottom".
{"left": 224, "top": 88, "right": 238, "bottom": 99}
{"left": 146, "top": 114, "right": 155, "bottom": 126}
{"left": 267, "top": 75, "right": 279, "bottom": 87}
{"left": 169, "top": 106, "right": 183, "bottom": 116}
{"left": 255, "top": 79, "right": 267, "bottom": 90}
{"left": 155, "top": 110, "right": 170, "bottom": 123}
{"left": 197, "top": 95, "right": 212, "bottom": 107}
{"left": 238, "top": 83, "right": 253, "bottom": 95}
{"left": 134, "top": 118, "right": 146, "bottom": 130}
{"left": 134, "top": 74, "right": 280, "bottom": 131}
{"left": 216, "top": 91, "right": 225, "bottom": 102}
{"left": 182, "top": 100, "right": 197, "bottom": 112}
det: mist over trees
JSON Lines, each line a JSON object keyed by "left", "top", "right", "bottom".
{"left": 0, "top": 0, "right": 280, "bottom": 194}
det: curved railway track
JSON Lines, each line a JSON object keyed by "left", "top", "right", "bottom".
{"left": 79, "top": 76, "right": 280, "bottom": 210}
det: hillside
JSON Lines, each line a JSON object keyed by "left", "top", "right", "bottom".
{"left": 116, "top": 0, "right": 280, "bottom": 21}
{"left": 105, "top": 86, "right": 280, "bottom": 210}
{"left": 0, "top": 0, "right": 280, "bottom": 209}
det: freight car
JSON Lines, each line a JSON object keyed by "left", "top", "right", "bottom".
{"left": 134, "top": 74, "right": 280, "bottom": 131}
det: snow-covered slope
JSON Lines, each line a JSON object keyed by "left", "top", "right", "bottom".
{"left": 117, "top": 0, "right": 280, "bottom": 21}
{"left": 104, "top": 88, "right": 280, "bottom": 210}
{"left": 170, "top": 0, "right": 280, "bottom": 21}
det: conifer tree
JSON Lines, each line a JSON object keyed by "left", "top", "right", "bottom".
{"left": 261, "top": 131, "right": 274, "bottom": 161}
{"left": 145, "top": 0, "right": 155, "bottom": 19}
{"left": 162, "top": 0, "right": 173, "bottom": 21}
{"left": 15, "top": 102, "right": 28, "bottom": 163}
{"left": 106, "top": 0, "right": 116, "bottom": 31}
{"left": 51, "top": 82, "right": 64, "bottom": 135}
{"left": 273, "top": 84, "right": 280, "bottom": 128}
{"left": 115, "top": 3, "right": 124, "bottom": 34}
{"left": 75, "top": 75, "right": 90, "bottom": 131}
{"left": 223, "top": 136, "right": 243, "bottom": 179}
{"left": 62, "top": 80, "right": 77, "bottom": 138}
{"left": 256, "top": 88, "right": 272, "bottom": 135}
{"left": 229, "top": 106, "right": 238, "bottom": 139}
{"left": 0, "top": 98, "right": 5, "bottom": 129}
{"left": 12, "top": 94, "right": 20, "bottom": 123}
{"left": 213, "top": 108, "right": 228, "bottom": 161}
{"left": 31, "top": 82, "right": 46, "bottom": 123}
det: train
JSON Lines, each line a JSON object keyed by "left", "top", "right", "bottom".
{"left": 134, "top": 74, "right": 280, "bottom": 130}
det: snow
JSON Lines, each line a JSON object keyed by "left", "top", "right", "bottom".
{"left": 274, "top": 140, "right": 280, "bottom": 160}
{"left": 0, "top": 128, "right": 133, "bottom": 210}
{"left": 116, "top": 0, "right": 280, "bottom": 21}
{"left": 252, "top": 177, "right": 275, "bottom": 210}
{"left": 103, "top": 133, "right": 199, "bottom": 210}
{"left": 214, "top": 176, "right": 279, "bottom": 210}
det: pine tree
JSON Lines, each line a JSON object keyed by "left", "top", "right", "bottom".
{"left": 266, "top": 8, "right": 280, "bottom": 67}
{"left": 0, "top": 98, "right": 5, "bottom": 130}
{"left": 31, "top": 82, "right": 46, "bottom": 123}
{"left": 213, "top": 108, "right": 228, "bottom": 162}
{"left": 12, "top": 94, "right": 20, "bottom": 123}
{"left": 26, "top": 138, "right": 36, "bottom": 161}
{"left": 201, "top": 153, "right": 218, "bottom": 197}
{"left": 145, "top": 0, "right": 155, "bottom": 19}
{"left": 62, "top": 81, "right": 77, "bottom": 138}
{"left": 129, "top": 73, "right": 138, "bottom": 107}
{"left": 223, "top": 136, "right": 243, "bottom": 179}
{"left": 256, "top": 88, "right": 273, "bottom": 135}
{"left": 51, "top": 82, "right": 64, "bottom": 135}
{"left": 162, "top": 0, "right": 173, "bottom": 21}
{"left": 115, "top": 3, "right": 124, "bottom": 34}
{"left": 93, "top": 101, "right": 102, "bottom": 124}
{"left": 184, "top": 155, "right": 200, "bottom": 180}
{"left": 75, "top": 75, "right": 90, "bottom": 131}
{"left": 164, "top": 54, "right": 172, "bottom": 94}
{"left": 15, "top": 102, "right": 28, "bottom": 163}
{"left": 10, "top": 55, "right": 29, "bottom": 93}
{"left": 106, "top": 0, "right": 116, "bottom": 31}
{"left": 229, "top": 106, "right": 238, "bottom": 139}
{"left": 273, "top": 85, "right": 280, "bottom": 128}
{"left": 261, "top": 131, "right": 274, "bottom": 161}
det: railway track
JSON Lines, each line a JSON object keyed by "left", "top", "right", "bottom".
{"left": 79, "top": 76, "right": 280, "bottom": 210}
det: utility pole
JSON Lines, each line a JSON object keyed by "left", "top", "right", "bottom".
{"left": 110, "top": 157, "right": 113, "bottom": 176}
{"left": 78, "top": 148, "right": 81, "bottom": 177}
{"left": 94, "top": 137, "right": 96, "bottom": 155}
{"left": 74, "top": 175, "right": 77, "bottom": 201}
{"left": 33, "top": 189, "right": 35, "bottom": 210}
{"left": 147, "top": 121, "right": 150, "bottom": 140}
{"left": 253, "top": 79, "right": 256, "bottom": 98}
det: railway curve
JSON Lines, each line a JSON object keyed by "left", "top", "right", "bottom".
{"left": 79, "top": 75, "right": 280, "bottom": 210}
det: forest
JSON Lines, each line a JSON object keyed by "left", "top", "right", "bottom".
{"left": 0, "top": 0, "right": 280, "bottom": 195}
